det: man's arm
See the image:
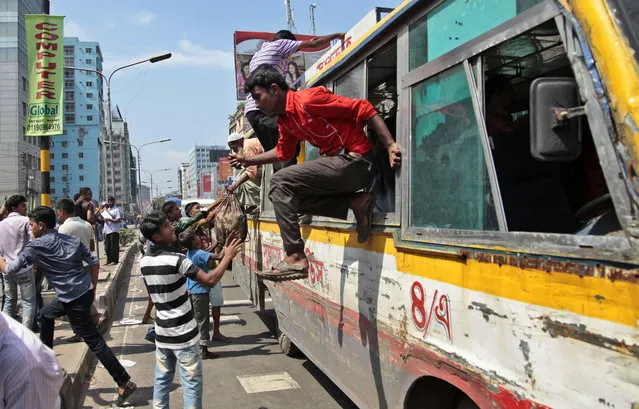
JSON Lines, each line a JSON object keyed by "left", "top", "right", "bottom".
{"left": 90, "top": 237, "right": 95, "bottom": 252}
{"left": 230, "top": 148, "right": 278, "bottom": 168}
{"left": 0, "top": 245, "right": 34, "bottom": 276}
{"left": 366, "top": 115, "right": 402, "bottom": 168}
{"left": 227, "top": 171, "right": 251, "bottom": 194}
{"left": 299, "top": 33, "right": 345, "bottom": 49}
{"left": 79, "top": 242, "right": 99, "bottom": 268}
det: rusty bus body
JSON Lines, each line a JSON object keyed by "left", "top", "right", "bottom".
{"left": 232, "top": 0, "right": 639, "bottom": 407}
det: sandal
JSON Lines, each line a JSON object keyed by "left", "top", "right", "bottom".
{"left": 355, "top": 194, "right": 375, "bottom": 243}
{"left": 256, "top": 261, "right": 309, "bottom": 282}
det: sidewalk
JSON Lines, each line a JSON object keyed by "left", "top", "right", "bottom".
{"left": 44, "top": 236, "right": 138, "bottom": 409}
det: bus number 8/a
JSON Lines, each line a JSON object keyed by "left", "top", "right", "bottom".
{"left": 410, "top": 281, "right": 453, "bottom": 343}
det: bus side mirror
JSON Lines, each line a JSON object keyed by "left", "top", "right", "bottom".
{"left": 530, "top": 77, "right": 583, "bottom": 162}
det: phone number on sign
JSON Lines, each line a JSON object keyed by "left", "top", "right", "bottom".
{"left": 27, "top": 123, "right": 61, "bottom": 132}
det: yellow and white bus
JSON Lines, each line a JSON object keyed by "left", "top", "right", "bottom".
{"left": 232, "top": 0, "right": 639, "bottom": 408}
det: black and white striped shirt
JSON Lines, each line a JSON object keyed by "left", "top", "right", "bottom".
{"left": 140, "top": 245, "right": 201, "bottom": 350}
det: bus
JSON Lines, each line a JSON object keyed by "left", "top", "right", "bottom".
{"left": 232, "top": 0, "right": 639, "bottom": 408}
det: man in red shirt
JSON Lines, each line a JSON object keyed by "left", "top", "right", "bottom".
{"left": 230, "top": 64, "right": 401, "bottom": 281}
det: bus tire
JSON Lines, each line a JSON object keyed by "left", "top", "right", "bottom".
{"left": 278, "top": 332, "right": 302, "bottom": 357}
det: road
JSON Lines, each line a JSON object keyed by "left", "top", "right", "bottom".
{"left": 80, "top": 253, "right": 358, "bottom": 409}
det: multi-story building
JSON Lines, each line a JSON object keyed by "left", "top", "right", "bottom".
{"left": 0, "top": 0, "right": 50, "bottom": 207}
{"left": 139, "top": 184, "right": 151, "bottom": 211}
{"left": 178, "top": 162, "right": 189, "bottom": 199}
{"left": 186, "top": 145, "right": 229, "bottom": 199}
{"left": 49, "top": 37, "right": 103, "bottom": 203}
{"left": 104, "top": 105, "right": 134, "bottom": 209}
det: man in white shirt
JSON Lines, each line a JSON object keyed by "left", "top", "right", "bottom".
{"left": 0, "top": 311, "right": 64, "bottom": 409}
{"left": 101, "top": 197, "right": 122, "bottom": 266}
{"left": 57, "top": 198, "right": 94, "bottom": 251}
{"left": 56, "top": 198, "right": 103, "bottom": 342}
{"left": 0, "top": 195, "right": 35, "bottom": 330}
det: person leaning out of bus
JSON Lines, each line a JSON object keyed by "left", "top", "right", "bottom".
{"left": 230, "top": 64, "right": 401, "bottom": 281}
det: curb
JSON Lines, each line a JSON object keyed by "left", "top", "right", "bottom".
{"left": 59, "top": 243, "right": 138, "bottom": 409}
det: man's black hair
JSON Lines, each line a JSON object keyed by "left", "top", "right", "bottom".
{"left": 161, "top": 201, "right": 179, "bottom": 217}
{"left": 79, "top": 187, "right": 91, "bottom": 196}
{"left": 140, "top": 211, "right": 167, "bottom": 241}
{"left": 56, "top": 198, "right": 75, "bottom": 215}
{"left": 244, "top": 64, "right": 289, "bottom": 94}
{"left": 179, "top": 230, "right": 197, "bottom": 251}
{"left": 29, "top": 206, "right": 56, "bottom": 229}
{"left": 108, "top": 196, "right": 116, "bottom": 202}
{"left": 5, "top": 195, "right": 26, "bottom": 213}
{"left": 273, "top": 30, "right": 296, "bottom": 41}
{"left": 184, "top": 202, "right": 200, "bottom": 217}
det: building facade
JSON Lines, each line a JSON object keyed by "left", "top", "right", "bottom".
{"left": 178, "top": 162, "right": 189, "bottom": 199}
{"left": 0, "top": 0, "right": 50, "bottom": 207}
{"left": 139, "top": 184, "right": 151, "bottom": 211}
{"left": 186, "top": 145, "right": 229, "bottom": 199}
{"left": 49, "top": 37, "right": 103, "bottom": 203}
{"left": 104, "top": 105, "right": 133, "bottom": 209}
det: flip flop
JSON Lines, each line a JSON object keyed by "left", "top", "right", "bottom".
{"left": 356, "top": 194, "right": 375, "bottom": 243}
{"left": 256, "top": 261, "right": 309, "bottom": 282}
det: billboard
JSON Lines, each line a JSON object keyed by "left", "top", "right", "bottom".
{"left": 233, "top": 31, "right": 331, "bottom": 100}
{"left": 25, "top": 15, "right": 64, "bottom": 136}
{"left": 202, "top": 174, "right": 212, "bottom": 193}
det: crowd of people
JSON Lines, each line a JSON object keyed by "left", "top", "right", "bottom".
{"left": 0, "top": 28, "right": 401, "bottom": 409}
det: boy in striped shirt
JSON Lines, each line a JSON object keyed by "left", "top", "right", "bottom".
{"left": 139, "top": 211, "right": 241, "bottom": 409}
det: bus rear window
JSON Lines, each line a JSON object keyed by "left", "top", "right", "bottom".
{"left": 409, "top": 0, "right": 544, "bottom": 70}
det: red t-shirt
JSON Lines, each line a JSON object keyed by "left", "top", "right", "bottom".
{"left": 275, "top": 87, "right": 377, "bottom": 161}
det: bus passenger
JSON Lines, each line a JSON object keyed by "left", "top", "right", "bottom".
{"left": 226, "top": 132, "right": 263, "bottom": 212}
{"left": 245, "top": 29, "right": 345, "bottom": 170}
{"left": 231, "top": 64, "right": 401, "bottom": 281}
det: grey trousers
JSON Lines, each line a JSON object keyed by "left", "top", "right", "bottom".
{"left": 269, "top": 152, "right": 374, "bottom": 254}
{"left": 190, "top": 293, "right": 210, "bottom": 346}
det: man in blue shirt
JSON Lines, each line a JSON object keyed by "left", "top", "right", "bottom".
{"left": 0, "top": 206, "right": 137, "bottom": 407}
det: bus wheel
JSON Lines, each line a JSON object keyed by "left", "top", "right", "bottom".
{"left": 278, "top": 332, "right": 302, "bottom": 357}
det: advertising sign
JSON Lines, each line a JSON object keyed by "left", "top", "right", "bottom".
{"left": 202, "top": 174, "right": 212, "bottom": 193}
{"left": 25, "top": 15, "right": 64, "bottom": 136}
{"left": 233, "top": 31, "right": 331, "bottom": 100}
{"left": 302, "top": 8, "right": 381, "bottom": 86}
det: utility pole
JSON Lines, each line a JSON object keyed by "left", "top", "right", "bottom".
{"left": 309, "top": 3, "right": 317, "bottom": 36}
{"left": 285, "top": 0, "right": 296, "bottom": 33}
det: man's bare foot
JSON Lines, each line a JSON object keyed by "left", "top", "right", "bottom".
{"left": 141, "top": 316, "right": 154, "bottom": 324}
{"left": 279, "top": 253, "right": 309, "bottom": 271}
{"left": 200, "top": 346, "right": 219, "bottom": 359}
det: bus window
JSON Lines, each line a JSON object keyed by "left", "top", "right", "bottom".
{"left": 410, "top": 64, "right": 499, "bottom": 230}
{"left": 334, "top": 62, "right": 365, "bottom": 98}
{"left": 367, "top": 41, "right": 397, "bottom": 213}
{"left": 482, "top": 21, "right": 621, "bottom": 235}
{"left": 408, "top": 0, "right": 544, "bottom": 70}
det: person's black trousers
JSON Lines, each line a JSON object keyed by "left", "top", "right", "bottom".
{"left": 39, "top": 290, "right": 130, "bottom": 387}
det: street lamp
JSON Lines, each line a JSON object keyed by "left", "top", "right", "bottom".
{"left": 64, "top": 53, "right": 172, "bottom": 200}
{"left": 105, "top": 138, "right": 171, "bottom": 210}
{"left": 139, "top": 168, "right": 170, "bottom": 203}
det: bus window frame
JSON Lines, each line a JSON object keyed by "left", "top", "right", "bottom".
{"left": 259, "top": 33, "right": 406, "bottom": 228}
{"left": 399, "top": 0, "right": 638, "bottom": 263}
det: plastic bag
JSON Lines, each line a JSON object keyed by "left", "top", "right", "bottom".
{"left": 213, "top": 194, "right": 247, "bottom": 253}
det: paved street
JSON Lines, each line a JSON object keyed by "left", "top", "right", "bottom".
{"left": 80, "top": 253, "right": 357, "bottom": 409}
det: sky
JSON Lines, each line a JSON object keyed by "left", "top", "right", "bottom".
{"left": 51, "top": 0, "right": 401, "bottom": 195}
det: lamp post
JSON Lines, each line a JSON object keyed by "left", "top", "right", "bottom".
{"left": 106, "top": 138, "right": 171, "bottom": 211}
{"left": 139, "top": 168, "right": 170, "bottom": 204}
{"left": 64, "top": 53, "right": 172, "bottom": 200}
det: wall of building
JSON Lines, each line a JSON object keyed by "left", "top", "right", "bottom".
{"left": 186, "top": 145, "right": 229, "bottom": 199}
{"left": 49, "top": 37, "right": 103, "bottom": 203}
{"left": 0, "top": 0, "right": 48, "bottom": 207}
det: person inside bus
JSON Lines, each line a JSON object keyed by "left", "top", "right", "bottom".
{"left": 226, "top": 132, "right": 263, "bottom": 213}
{"left": 244, "top": 29, "right": 345, "bottom": 171}
{"left": 230, "top": 64, "right": 401, "bottom": 281}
